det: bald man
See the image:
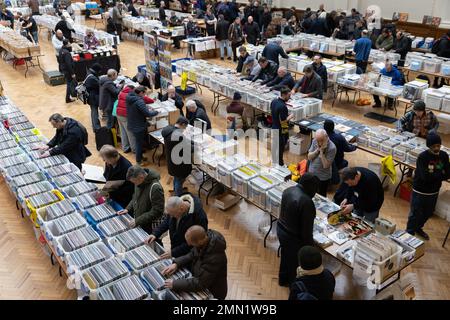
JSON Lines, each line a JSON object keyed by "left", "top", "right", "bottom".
{"left": 52, "top": 29, "right": 65, "bottom": 57}
{"left": 159, "top": 85, "right": 184, "bottom": 116}
{"left": 263, "top": 67, "right": 296, "bottom": 90}
{"left": 307, "top": 129, "right": 337, "bottom": 196}
{"left": 162, "top": 226, "right": 228, "bottom": 299}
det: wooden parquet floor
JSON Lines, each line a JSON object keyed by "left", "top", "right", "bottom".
{"left": 0, "top": 21, "right": 449, "bottom": 300}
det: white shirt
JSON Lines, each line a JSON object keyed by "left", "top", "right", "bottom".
{"left": 52, "top": 34, "right": 64, "bottom": 56}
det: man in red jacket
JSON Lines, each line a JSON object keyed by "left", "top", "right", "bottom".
{"left": 116, "top": 85, "right": 154, "bottom": 153}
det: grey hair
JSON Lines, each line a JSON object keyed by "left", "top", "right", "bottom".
{"left": 186, "top": 100, "right": 197, "bottom": 109}
{"left": 165, "top": 196, "right": 183, "bottom": 210}
{"left": 126, "top": 165, "right": 147, "bottom": 180}
{"left": 316, "top": 128, "right": 328, "bottom": 138}
{"left": 107, "top": 69, "right": 117, "bottom": 78}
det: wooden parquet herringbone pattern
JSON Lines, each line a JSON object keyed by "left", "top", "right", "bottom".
{"left": 0, "top": 20, "right": 449, "bottom": 300}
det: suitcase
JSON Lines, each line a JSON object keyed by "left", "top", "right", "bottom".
{"left": 43, "top": 71, "right": 65, "bottom": 86}
{"left": 95, "top": 127, "right": 114, "bottom": 151}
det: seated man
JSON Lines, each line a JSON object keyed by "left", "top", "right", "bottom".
{"left": 159, "top": 84, "right": 184, "bottom": 116}
{"left": 335, "top": 167, "right": 384, "bottom": 223}
{"left": 398, "top": 100, "right": 439, "bottom": 138}
{"left": 372, "top": 61, "right": 404, "bottom": 109}
{"left": 252, "top": 56, "right": 278, "bottom": 83}
{"left": 146, "top": 195, "right": 208, "bottom": 259}
{"left": 162, "top": 226, "right": 228, "bottom": 300}
{"left": 186, "top": 99, "right": 211, "bottom": 131}
{"left": 292, "top": 65, "right": 323, "bottom": 99}
{"left": 118, "top": 166, "right": 165, "bottom": 234}
{"left": 375, "top": 28, "right": 394, "bottom": 51}
{"left": 264, "top": 67, "right": 295, "bottom": 90}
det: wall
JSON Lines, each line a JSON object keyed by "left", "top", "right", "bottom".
{"left": 275, "top": 0, "right": 450, "bottom": 27}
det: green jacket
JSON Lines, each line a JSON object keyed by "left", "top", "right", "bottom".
{"left": 126, "top": 169, "right": 164, "bottom": 233}
{"left": 375, "top": 34, "right": 394, "bottom": 51}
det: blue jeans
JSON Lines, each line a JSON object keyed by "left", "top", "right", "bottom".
{"left": 218, "top": 40, "right": 232, "bottom": 58}
{"left": 354, "top": 209, "right": 379, "bottom": 223}
{"left": 90, "top": 104, "right": 101, "bottom": 131}
{"left": 173, "top": 176, "right": 186, "bottom": 196}
{"left": 406, "top": 191, "right": 438, "bottom": 233}
{"left": 132, "top": 129, "right": 146, "bottom": 163}
{"left": 31, "top": 31, "right": 39, "bottom": 44}
{"left": 105, "top": 108, "right": 114, "bottom": 129}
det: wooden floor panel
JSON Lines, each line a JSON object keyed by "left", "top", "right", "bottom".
{"left": 0, "top": 21, "right": 449, "bottom": 300}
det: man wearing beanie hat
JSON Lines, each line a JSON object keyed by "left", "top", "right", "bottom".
{"left": 323, "top": 119, "right": 357, "bottom": 184}
{"left": 289, "top": 246, "right": 335, "bottom": 300}
{"left": 84, "top": 63, "right": 103, "bottom": 131}
{"left": 398, "top": 100, "right": 439, "bottom": 138}
{"left": 277, "top": 173, "right": 320, "bottom": 286}
{"left": 226, "top": 92, "right": 244, "bottom": 130}
{"left": 406, "top": 133, "right": 449, "bottom": 240}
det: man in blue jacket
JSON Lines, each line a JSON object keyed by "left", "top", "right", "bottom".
{"left": 264, "top": 67, "right": 295, "bottom": 90}
{"left": 262, "top": 38, "right": 289, "bottom": 65}
{"left": 126, "top": 86, "right": 159, "bottom": 165}
{"left": 352, "top": 29, "right": 372, "bottom": 73}
{"left": 146, "top": 194, "right": 209, "bottom": 258}
{"left": 373, "top": 61, "right": 404, "bottom": 109}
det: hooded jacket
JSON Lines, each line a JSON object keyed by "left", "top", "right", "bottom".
{"left": 47, "top": 117, "right": 92, "bottom": 167}
{"left": 84, "top": 69, "right": 100, "bottom": 107}
{"left": 117, "top": 87, "right": 154, "bottom": 118}
{"left": 126, "top": 91, "right": 158, "bottom": 132}
{"left": 126, "top": 169, "right": 165, "bottom": 233}
{"left": 152, "top": 193, "right": 208, "bottom": 258}
{"left": 173, "top": 229, "right": 228, "bottom": 300}
{"left": 161, "top": 125, "right": 193, "bottom": 178}
{"left": 99, "top": 75, "right": 121, "bottom": 111}
{"left": 278, "top": 175, "right": 318, "bottom": 246}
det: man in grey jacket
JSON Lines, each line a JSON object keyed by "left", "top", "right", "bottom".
{"left": 291, "top": 65, "right": 324, "bottom": 99}
{"left": 162, "top": 225, "right": 228, "bottom": 300}
{"left": 99, "top": 69, "right": 122, "bottom": 129}
{"left": 112, "top": 1, "right": 124, "bottom": 40}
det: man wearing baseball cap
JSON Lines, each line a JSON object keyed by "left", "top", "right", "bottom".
{"left": 398, "top": 100, "right": 439, "bottom": 138}
{"left": 406, "top": 133, "right": 450, "bottom": 240}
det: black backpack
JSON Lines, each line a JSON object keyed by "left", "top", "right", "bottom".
{"left": 74, "top": 121, "right": 89, "bottom": 145}
{"left": 432, "top": 38, "right": 442, "bottom": 54}
{"left": 293, "top": 281, "right": 318, "bottom": 301}
{"left": 94, "top": 127, "right": 114, "bottom": 151}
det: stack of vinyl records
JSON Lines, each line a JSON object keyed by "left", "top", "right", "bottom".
{"left": 141, "top": 260, "right": 190, "bottom": 291}
{"left": 0, "top": 147, "right": 21, "bottom": 159}
{"left": 27, "top": 191, "right": 60, "bottom": 209}
{"left": 109, "top": 228, "right": 149, "bottom": 253}
{"left": 123, "top": 245, "right": 161, "bottom": 271}
{"left": 82, "top": 258, "right": 129, "bottom": 289}
{"left": 97, "top": 275, "right": 149, "bottom": 300}
{"left": 97, "top": 215, "right": 133, "bottom": 237}
{"left": 13, "top": 171, "right": 45, "bottom": 188}
{"left": 13, "top": 129, "right": 34, "bottom": 138}
{"left": 52, "top": 172, "right": 84, "bottom": 188}
{"left": 46, "top": 163, "right": 79, "bottom": 177}
{"left": 66, "top": 243, "right": 112, "bottom": 271}
{"left": 17, "top": 181, "right": 52, "bottom": 199}
{"left": 9, "top": 122, "right": 34, "bottom": 131}
{"left": 35, "top": 155, "right": 68, "bottom": 169}
{"left": 86, "top": 203, "right": 117, "bottom": 224}
{"left": 69, "top": 181, "right": 98, "bottom": 196}
{"left": 6, "top": 162, "right": 38, "bottom": 178}
{"left": 0, "top": 140, "right": 17, "bottom": 150}
{"left": 59, "top": 226, "right": 101, "bottom": 252}
{"left": 0, "top": 134, "right": 13, "bottom": 143}
{"left": 73, "top": 194, "right": 98, "bottom": 210}
{"left": 7, "top": 116, "right": 29, "bottom": 125}
{"left": 45, "top": 199, "right": 77, "bottom": 221}
{"left": 52, "top": 213, "right": 87, "bottom": 236}
{"left": 0, "top": 154, "right": 30, "bottom": 169}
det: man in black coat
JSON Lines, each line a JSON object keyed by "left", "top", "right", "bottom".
{"left": 277, "top": 173, "right": 319, "bottom": 286}
{"left": 163, "top": 226, "right": 228, "bottom": 300}
{"left": 243, "top": 16, "right": 260, "bottom": 45}
{"left": 264, "top": 66, "right": 295, "bottom": 90}
{"left": 35, "top": 113, "right": 91, "bottom": 170}
{"left": 99, "top": 69, "right": 122, "bottom": 129}
{"left": 99, "top": 144, "right": 134, "bottom": 208}
{"left": 159, "top": 1, "right": 167, "bottom": 26}
{"left": 335, "top": 167, "right": 384, "bottom": 223}
{"left": 147, "top": 194, "right": 209, "bottom": 258}
{"left": 55, "top": 14, "right": 74, "bottom": 42}
{"left": 312, "top": 55, "right": 328, "bottom": 93}
{"left": 58, "top": 40, "right": 76, "bottom": 103}
{"left": 292, "top": 65, "right": 324, "bottom": 99}
{"left": 159, "top": 85, "right": 185, "bottom": 116}
{"left": 162, "top": 116, "right": 192, "bottom": 195}
{"left": 252, "top": 56, "right": 278, "bottom": 82}
{"left": 84, "top": 63, "right": 103, "bottom": 132}
{"left": 215, "top": 14, "right": 232, "bottom": 60}
{"left": 393, "top": 31, "right": 411, "bottom": 64}
{"left": 261, "top": 38, "right": 289, "bottom": 65}
{"left": 432, "top": 31, "right": 450, "bottom": 58}
{"left": 186, "top": 100, "right": 211, "bottom": 131}
{"left": 126, "top": 86, "right": 159, "bottom": 165}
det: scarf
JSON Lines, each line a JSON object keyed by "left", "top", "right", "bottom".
{"left": 297, "top": 265, "right": 324, "bottom": 278}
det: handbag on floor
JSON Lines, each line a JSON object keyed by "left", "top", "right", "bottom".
{"left": 95, "top": 127, "right": 114, "bottom": 151}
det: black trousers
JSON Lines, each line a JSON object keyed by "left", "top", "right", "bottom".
{"left": 277, "top": 223, "right": 302, "bottom": 287}
{"left": 317, "top": 179, "right": 330, "bottom": 197}
{"left": 115, "top": 23, "right": 123, "bottom": 40}
{"left": 231, "top": 41, "right": 242, "bottom": 62}
{"left": 356, "top": 60, "right": 368, "bottom": 73}
{"left": 373, "top": 95, "right": 394, "bottom": 107}
{"left": 278, "top": 133, "right": 288, "bottom": 166}
{"left": 65, "top": 76, "right": 74, "bottom": 102}
{"left": 406, "top": 191, "right": 439, "bottom": 233}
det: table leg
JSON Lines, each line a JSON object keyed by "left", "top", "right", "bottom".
{"left": 205, "top": 180, "right": 216, "bottom": 205}
{"left": 442, "top": 226, "right": 450, "bottom": 248}
{"left": 198, "top": 172, "right": 208, "bottom": 198}
{"left": 50, "top": 252, "right": 55, "bottom": 266}
{"left": 393, "top": 164, "right": 409, "bottom": 197}
{"left": 332, "top": 86, "right": 339, "bottom": 107}
{"left": 152, "top": 145, "right": 158, "bottom": 163}
{"left": 263, "top": 215, "right": 276, "bottom": 248}
{"left": 210, "top": 92, "right": 217, "bottom": 112}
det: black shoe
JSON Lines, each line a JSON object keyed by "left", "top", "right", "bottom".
{"left": 278, "top": 280, "right": 290, "bottom": 287}
{"left": 66, "top": 98, "right": 76, "bottom": 103}
{"left": 124, "top": 148, "right": 131, "bottom": 154}
{"left": 220, "top": 57, "right": 224, "bottom": 60}
{"left": 142, "top": 156, "right": 148, "bottom": 162}
{"left": 407, "top": 230, "right": 415, "bottom": 236}
{"left": 416, "top": 229, "right": 430, "bottom": 240}
{"left": 227, "top": 57, "right": 232, "bottom": 60}
{"left": 372, "top": 104, "right": 381, "bottom": 108}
